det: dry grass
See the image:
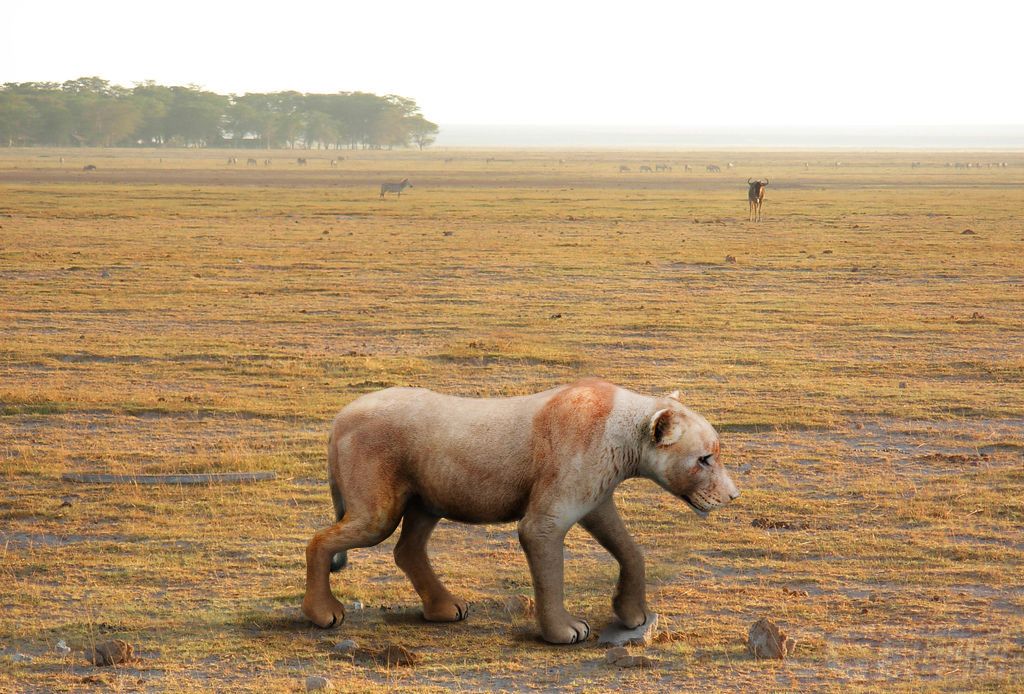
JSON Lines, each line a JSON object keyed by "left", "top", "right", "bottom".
{"left": 1, "top": 147, "right": 1022, "bottom": 692}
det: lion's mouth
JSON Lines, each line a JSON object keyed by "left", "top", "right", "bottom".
{"left": 681, "top": 495, "right": 710, "bottom": 519}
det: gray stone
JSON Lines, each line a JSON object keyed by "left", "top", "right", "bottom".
{"left": 597, "top": 613, "right": 660, "bottom": 647}
{"left": 333, "top": 639, "right": 358, "bottom": 654}
{"left": 305, "top": 675, "right": 333, "bottom": 691}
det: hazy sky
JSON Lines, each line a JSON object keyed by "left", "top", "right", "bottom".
{"left": 4, "top": 1, "right": 1021, "bottom": 127}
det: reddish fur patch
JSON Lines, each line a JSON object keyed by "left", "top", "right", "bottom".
{"left": 531, "top": 379, "right": 615, "bottom": 478}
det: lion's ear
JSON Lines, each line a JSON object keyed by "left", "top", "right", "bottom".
{"left": 666, "top": 390, "right": 681, "bottom": 401}
{"left": 650, "top": 408, "right": 683, "bottom": 446}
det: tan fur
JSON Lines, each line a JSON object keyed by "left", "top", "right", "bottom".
{"left": 302, "top": 378, "right": 740, "bottom": 644}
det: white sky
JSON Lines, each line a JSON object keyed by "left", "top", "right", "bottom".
{"left": 4, "top": 1, "right": 1021, "bottom": 127}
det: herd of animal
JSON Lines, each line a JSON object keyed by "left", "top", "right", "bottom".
{"left": 71, "top": 156, "right": 1011, "bottom": 219}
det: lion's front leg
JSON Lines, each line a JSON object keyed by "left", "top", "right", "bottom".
{"left": 580, "top": 498, "right": 648, "bottom": 628}
{"left": 518, "top": 515, "right": 590, "bottom": 644}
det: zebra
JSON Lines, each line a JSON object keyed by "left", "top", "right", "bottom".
{"left": 297, "top": 157, "right": 308, "bottom": 165}
{"left": 264, "top": 159, "right": 271, "bottom": 166}
{"left": 748, "top": 179, "right": 768, "bottom": 222}
{"left": 380, "top": 178, "right": 413, "bottom": 199}
{"left": 639, "top": 165, "right": 653, "bottom": 173}
{"left": 227, "top": 157, "right": 238, "bottom": 165}
{"left": 247, "top": 158, "right": 258, "bottom": 166}
{"left": 706, "top": 164, "right": 721, "bottom": 173}
{"left": 655, "top": 163, "right": 672, "bottom": 172}
{"left": 619, "top": 165, "right": 631, "bottom": 173}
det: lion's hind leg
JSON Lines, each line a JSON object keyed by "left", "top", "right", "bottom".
{"left": 394, "top": 503, "right": 470, "bottom": 622}
{"left": 303, "top": 501, "right": 404, "bottom": 629}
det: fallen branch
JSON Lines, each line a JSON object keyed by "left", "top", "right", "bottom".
{"left": 61, "top": 471, "right": 277, "bottom": 485}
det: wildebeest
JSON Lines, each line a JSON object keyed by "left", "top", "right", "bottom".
{"left": 380, "top": 178, "right": 413, "bottom": 199}
{"left": 639, "top": 165, "right": 653, "bottom": 173}
{"left": 619, "top": 165, "right": 631, "bottom": 173}
{"left": 246, "top": 158, "right": 258, "bottom": 166}
{"left": 706, "top": 164, "right": 721, "bottom": 173}
{"left": 747, "top": 178, "right": 768, "bottom": 222}
{"left": 82, "top": 164, "right": 97, "bottom": 171}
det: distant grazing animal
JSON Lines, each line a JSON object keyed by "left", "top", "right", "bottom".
{"left": 330, "top": 159, "right": 339, "bottom": 167}
{"left": 684, "top": 164, "right": 691, "bottom": 173}
{"left": 59, "top": 156, "right": 64, "bottom": 164}
{"left": 301, "top": 379, "right": 740, "bottom": 643}
{"left": 747, "top": 178, "right": 768, "bottom": 222}
{"left": 727, "top": 162, "right": 735, "bottom": 169}
{"left": 380, "top": 178, "right": 413, "bottom": 199}
{"left": 82, "top": 164, "right": 97, "bottom": 171}
{"left": 639, "top": 165, "right": 653, "bottom": 173}
{"left": 264, "top": 159, "right": 271, "bottom": 166}
{"left": 655, "top": 163, "right": 672, "bottom": 172}
{"left": 247, "top": 158, "right": 258, "bottom": 166}
{"left": 706, "top": 164, "right": 721, "bottom": 173}
{"left": 227, "top": 157, "right": 238, "bottom": 165}
{"left": 443, "top": 158, "right": 454, "bottom": 164}
{"left": 619, "top": 165, "right": 631, "bottom": 173}
{"left": 297, "top": 157, "right": 308, "bottom": 166}
{"left": 835, "top": 161, "right": 842, "bottom": 168}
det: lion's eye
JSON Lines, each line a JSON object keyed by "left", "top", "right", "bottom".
{"left": 697, "top": 454, "right": 713, "bottom": 466}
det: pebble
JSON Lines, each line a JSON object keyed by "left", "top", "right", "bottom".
{"left": 87, "top": 639, "right": 134, "bottom": 666}
{"left": 747, "top": 618, "right": 796, "bottom": 660}
{"left": 305, "top": 675, "right": 333, "bottom": 691}
{"left": 333, "top": 639, "right": 358, "bottom": 654}
{"left": 55, "top": 640, "right": 71, "bottom": 655}
{"left": 604, "top": 646, "right": 654, "bottom": 668}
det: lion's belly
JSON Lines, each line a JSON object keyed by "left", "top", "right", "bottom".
{"left": 404, "top": 435, "right": 536, "bottom": 523}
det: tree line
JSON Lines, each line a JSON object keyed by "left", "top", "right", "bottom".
{"left": 0, "top": 77, "right": 439, "bottom": 150}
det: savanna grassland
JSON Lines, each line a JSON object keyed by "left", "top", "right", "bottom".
{"left": 1, "top": 148, "right": 1022, "bottom": 692}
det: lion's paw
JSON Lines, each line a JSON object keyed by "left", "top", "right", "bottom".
{"left": 613, "top": 596, "right": 648, "bottom": 629}
{"left": 423, "top": 597, "right": 470, "bottom": 623}
{"left": 541, "top": 614, "right": 591, "bottom": 645}
{"left": 302, "top": 594, "right": 346, "bottom": 629}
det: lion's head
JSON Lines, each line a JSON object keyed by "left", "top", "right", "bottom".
{"left": 642, "top": 391, "right": 740, "bottom": 517}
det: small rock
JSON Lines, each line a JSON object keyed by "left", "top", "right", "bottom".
{"left": 10, "top": 653, "right": 32, "bottom": 663}
{"left": 350, "top": 600, "right": 363, "bottom": 611}
{"left": 747, "top": 618, "right": 796, "bottom": 660}
{"left": 55, "top": 639, "right": 71, "bottom": 655}
{"left": 334, "top": 639, "right": 358, "bottom": 653}
{"left": 502, "top": 594, "right": 535, "bottom": 617}
{"left": 376, "top": 644, "right": 418, "bottom": 667}
{"left": 598, "top": 613, "right": 659, "bottom": 647}
{"left": 738, "top": 463, "right": 753, "bottom": 474}
{"left": 305, "top": 675, "right": 333, "bottom": 691}
{"left": 782, "top": 587, "right": 810, "bottom": 598}
{"left": 59, "top": 495, "right": 78, "bottom": 508}
{"left": 961, "top": 229, "right": 976, "bottom": 235}
{"left": 604, "top": 646, "right": 654, "bottom": 668}
{"left": 898, "top": 382, "right": 907, "bottom": 389}
{"left": 605, "top": 646, "right": 629, "bottom": 664}
{"left": 100, "top": 269, "right": 111, "bottom": 279}
{"left": 725, "top": 255, "right": 737, "bottom": 263}
{"left": 87, "top": 639, "right": 134, "bottom": 666}
{"left": 442, "top": 231, "right": 454, "bottom": 236}
{"left": 550, "top": 313, "right": 562, "bottom": 319}
{"left": 822, "top": 249, "right": 833, "bottom": 254}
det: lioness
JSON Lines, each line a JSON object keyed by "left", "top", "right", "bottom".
{"left": 303, "top": 378, "right": 740, "bottom": 644}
